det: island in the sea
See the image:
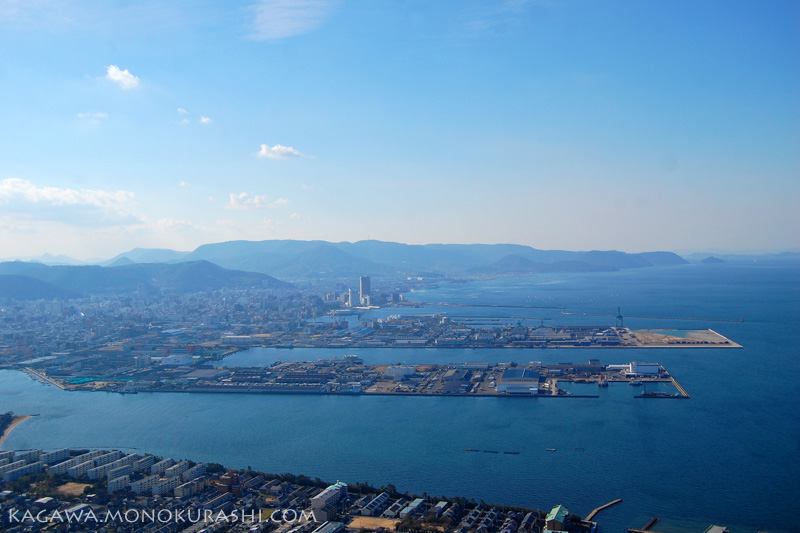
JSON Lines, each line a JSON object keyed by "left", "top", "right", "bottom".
{"left": 23, "top": 355, "right": 691, "bottom": 399}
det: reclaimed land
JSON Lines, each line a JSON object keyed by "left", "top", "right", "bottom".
{"left": 25, "top": 358, "right": 686, "bottom": 399}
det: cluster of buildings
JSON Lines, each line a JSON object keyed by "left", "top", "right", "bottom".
{"left": 0, "top": 275, "right": 391, "bottom": 368}
{"left": 0, "top": 447, "right": 602, "bottom": 533}
{"left": 18, "top": 350, "right": 675, "bottom": 397}
{"left": 218, "top": 316, "right": 635, "bottom": 350}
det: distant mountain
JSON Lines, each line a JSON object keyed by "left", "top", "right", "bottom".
{"left": 580, "top": 251, "right": 652, "bottom": 269}
{"left": 107, "top": 257, "right": 137, "bottom": 267}
{"left": 701, "top": 256, "right": 725, "bottom": 264}
{"left": 0, "top": 260, "right": 290, "bottom": 299}
{"left": 685, "top": 251, "right": 799, "bottom": 264}
{"left": 637, "top": 251, "right": 690, "bottom": 266}
{"left": 468, "top": 254, "right": 553, "bottom": 275}
{"left": 469, "top": 254, "right": 621, "bottom": 276}
{"left": 35, "top": 253, "right": 86, "bottom": 265}
{"left": 169, "top": 239, "right": 689, "bottom": 280}
{"left": 0, "top": 275, "right": 81, "bottom": 300}
{"left": 102, "top": 248, "right": 190, "bottom": 265}
{"left": 0, "top": 261, "right": 51, "bottom": 276}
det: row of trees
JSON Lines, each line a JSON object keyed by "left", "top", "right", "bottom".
{"left": 0, "top": 411, "right": 15, "bottom": 436}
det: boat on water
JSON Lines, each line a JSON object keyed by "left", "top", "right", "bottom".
{"left": 546, "top": 448, "right": 556, "bottom": 452}
{"left": 464, "top": 448, "right": 480, "bottom": 452}
{"left": 630, "top": 380, "right": 643, "bottom": 386}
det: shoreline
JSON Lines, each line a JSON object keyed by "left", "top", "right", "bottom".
{"left": 0, "top": 415, "right": 31, "bottom": 446}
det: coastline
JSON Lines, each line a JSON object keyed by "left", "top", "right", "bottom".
{"left": 0, "top": 415, "right": 31, "bottom": 446}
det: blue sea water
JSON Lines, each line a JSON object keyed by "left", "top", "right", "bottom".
{"left": 2, "top": 264, "right": 799, "bottom": 532}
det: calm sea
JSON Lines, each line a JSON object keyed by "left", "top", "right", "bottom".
{"left": 2, "top": 263, "right": 798, "bottom": 532}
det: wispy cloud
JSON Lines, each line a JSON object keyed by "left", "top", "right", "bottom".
{"left": 0, "top": 177, "right": 138, "bottom": 226}
{"left": 106, "top": 65, "right": 140, "bottom": 89}
{"left": 155, "top": 218, "right": 197, "bottom": 232}
{"left": 256, "top": 143, "right": 307, "bottom": 159}
{"left": 77, "top": 112, "right": 108, "bottom": 124}
{"left": 177, "top": 108, "right": 189, "bottom": 114}
{"left": 199, "top": 116, "right": 212, "bottom": 124}
{"left": 250, "top": 0, "right": 334, "bottom": 40}
{"left": 226, "top": 192, "right": 289, "bottom": 210}
{"left": 462, "top": 0, "right": 551, "bottom": 37}
{"left": 77, "top": 112, "right": 108, "bottom": 119}
{"left": 227, "top": 192, "right": 271, "bottom": 210}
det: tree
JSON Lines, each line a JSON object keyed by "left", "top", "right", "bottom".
{"left": 563, "top": 513, "right": 585, "bottom": 533}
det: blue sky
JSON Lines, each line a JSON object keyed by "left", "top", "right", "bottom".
{"left": 0, "top": 0, "right": 797, "bottom": 260}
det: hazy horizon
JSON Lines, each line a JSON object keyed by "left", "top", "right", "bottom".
{"left": 1, "top": 237, "right": 798, "bottom": 265}
{"left": 1, "top": 1, "right": 797, "bottom": 259}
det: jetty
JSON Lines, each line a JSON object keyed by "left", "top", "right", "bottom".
{"left": 670, "top": 377, "right": 690, "bottom": 398}
{"left": 628, "top": 516, "right": 662, "bottom": 533}
{"left": 23, "top": 367, "right": 66, "bottom": 390}
{"left": 585, "top": 498, "right": 623, "bottom": 521}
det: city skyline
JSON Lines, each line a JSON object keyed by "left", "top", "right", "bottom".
{"left": 1, "top": 1, "right": 798, "bottom": 260}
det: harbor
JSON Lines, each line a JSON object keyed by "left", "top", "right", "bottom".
{"left": 16, "top": 354, "right": 690, "bottom": 399}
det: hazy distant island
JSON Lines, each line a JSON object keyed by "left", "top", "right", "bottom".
{"left": 3, "top": 240, "right": 798, "bottom": 301}
{"left": 0, "top": 239, "right": 696, "bottom": 300}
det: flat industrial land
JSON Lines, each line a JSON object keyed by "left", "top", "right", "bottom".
{"left": 630, "top": 328, "right": 742, "bottom": 348}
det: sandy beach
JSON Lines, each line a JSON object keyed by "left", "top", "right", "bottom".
{"left": 0, "top": 415, "right": 31, "bottom": 446}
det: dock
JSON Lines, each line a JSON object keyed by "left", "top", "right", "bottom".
{"left": 585, "top": 498, "right": 622, "bottom": 521}
{"left": 670, "top": 377, "right": 690, "bottom": 398}
{"left": 23, "top": 367, "right": 66, "bottom": 390}
{"left": 628, "top": 516, "right": 661, "bottom": 533}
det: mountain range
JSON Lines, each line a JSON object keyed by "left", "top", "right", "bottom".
{"left": 6, "top": 239, "right": 759, "bottom": 300}
{"left": 0, "top": 260, "right": 288, "bottom": 300}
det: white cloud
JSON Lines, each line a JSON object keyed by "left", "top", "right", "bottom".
{"left": 106, "top": 65, "right": 140, "bottom": 89}
{"left": 177, "top": 108, "right": 189, "bottom": 114}
{"left": 256, "top": 143, "right": 306, "bottom": 159}
{"left": 0, "top": 177, "right": 138, "bottom": 226}
{"left": 226, "top": 192, "right": 289, "bottom": 210}
{"left": 250, "top": 0, "right": 334, "bottom": 40}
{"left": 77, "top": 112, "right": 108, "bottom": 120}
{"left": 199, "top": 116, "right": 212, "bottom": 124}
{"left": 179, "top": 181, "right": 188, "bottom": 187}
{"left": 155, "top": 218, "right": 197, "bottom": 232}
{"left": 227, "top": 192, "right": 271, "bottom": 210}
{"left": 77, "top": 112, "right": 108, "bottom": 125}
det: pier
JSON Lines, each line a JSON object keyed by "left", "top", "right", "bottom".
{"left": 23, "top": 367, "right": 66, "bottom": 389}
{"left": 627, "top": 516, "right": 662, "bottom": 533}
{"left": 585, "top": 498, "right": 623, "bottom": 521}
{"left": 670, "top": 377, "right": 690, "bottom": 398}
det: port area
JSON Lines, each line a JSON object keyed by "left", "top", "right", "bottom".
{"left": 628, "top": 328, "right": 741, "bottom": 348}
{"left": 24, "top": 356, "right": 689, "bottom": 398}
{"left": 218, "top": 317, "right": 741, "bottom": 349}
